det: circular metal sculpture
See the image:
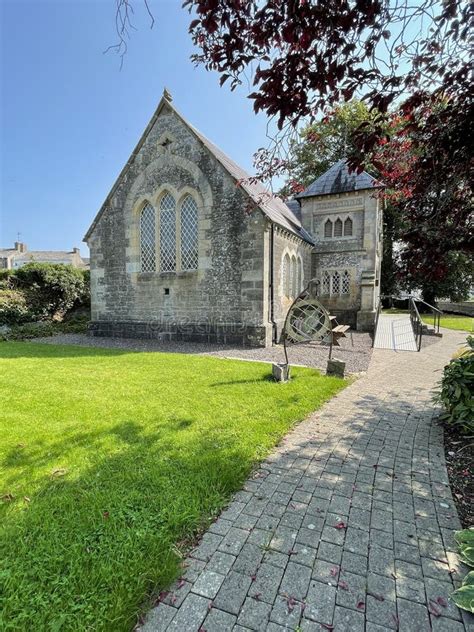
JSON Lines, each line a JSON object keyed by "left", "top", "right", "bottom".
{"left": 282, "top": 283, "right": 334, "bottom": 370}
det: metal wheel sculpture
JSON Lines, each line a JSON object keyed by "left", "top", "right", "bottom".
{"left": 282, "top": 282, "right": 334, "bottom": 369}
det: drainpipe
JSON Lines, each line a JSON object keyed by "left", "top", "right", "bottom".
{"left": 269, "top": 222, "right": 277, "bottom": 343}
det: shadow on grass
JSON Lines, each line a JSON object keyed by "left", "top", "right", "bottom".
{"left": 1, "top": 377, "right": 458, "bottom": 632}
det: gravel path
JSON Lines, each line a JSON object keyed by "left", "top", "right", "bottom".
{"left": 32, "top": 330, "right": 373, "bottom": 374}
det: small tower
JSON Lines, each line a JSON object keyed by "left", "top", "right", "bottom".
{"left": 295, "top": 159, "right": 383, "bottom": 332}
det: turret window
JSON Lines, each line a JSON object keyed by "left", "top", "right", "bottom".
{"left": 323, "top": 215, "right": 354, "bottom": 239}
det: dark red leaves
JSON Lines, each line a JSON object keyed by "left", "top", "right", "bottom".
{"left": 334, "top": 521, "right": 347, "bottom": 530}
{"left": 357, "top": 600, "right": 365, "bottom": 610}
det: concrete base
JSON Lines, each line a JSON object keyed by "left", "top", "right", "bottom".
{"left": 326, "top": 358, "right": 346, "bottom": 378}
{"left": 356, "top": 310, "right": 377, "bottom": 333}
{"left": 272, "top": 363, "right": 290, "bottom": 382}
{"left": 88, "top": 320, "right": 268, "bottom": 347}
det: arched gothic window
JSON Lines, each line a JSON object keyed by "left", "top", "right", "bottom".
{"left": 344, "top": 217, "right": 353, "bottom": 236}
{"left": 140, "top": 202, "right": 156, "bottom": 272}
{"left": 332, "top": 271, "right": 340, "bottom": 294}
{"left": 180, "top": 195, "right": 198, "bottom": 270}
{"left": 342, "top": 270, "right": 350, "bottom": 294}
{"left": 297, "top": 258, "right": 302, "bottom": 294}
{"left": 322, "top": 271, "right": 331, "bottom": 295}
{"left": 334, "top": 218, "right": 343, "bottom": 238}
{"left": 283, "top": 253, "right": 291, "bottom": 298}
{"left": 160, "top": 193, "right": 176, "bottom": 272}
{"left": 324, "top": 219, "right": 333, "bottom": 238}
{"left": 291, "top": 255, "right": 297, "bottom": 297}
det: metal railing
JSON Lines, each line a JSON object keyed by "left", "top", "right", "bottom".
{"left": 409, "top": 297, "right": 424, "bottom": 351}
{"left": 378, "top": 294, "right": 443, "bottom": 352}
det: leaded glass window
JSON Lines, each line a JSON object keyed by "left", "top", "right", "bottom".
{"left": 297, "top": 259, "right": 302, "bottom": 294}
{"left": 342, "top": 270, "right": 350, "bottom": 294}
{"left": 291, "top": 256, "right": 297, "bottom": 297}
{"left": 334, "top": 218, "right": 343, "bottom": 237}
{"left": 180, "top": 195, "right": 198, "bottom": 270}
{"left": 332, "top": 271, "right": 340, "bottom": 294}
{"left": 140, "top": 202, "right": 156, "bottom": 272}
{"left": 344, "top": 217, "right": 353, "bottom": 236}
{"left": 322, "top": 271, "right": 330, "bottom": 295}
{"left": 160, "top": 193, "right": 176, "bottom": 272}
{"left": 324, "top": 219, "right": 333, "bottom": 238}
{"left": 283, "top": 254, "right": 290, "bottom": 297}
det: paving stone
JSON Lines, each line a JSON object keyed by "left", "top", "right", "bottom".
{"left": 162, "top": 580, "right": 192, "bottom": 608}
{"left": 290, "top": 543, "right": 317, "bottom": 567}
{"left": 397, "top": 597, "right": 431, "bottom": 632}
{"left": 317, "top": 541, "right": 343, "bottom": 565}
{"left": 232, "top": 543, "right": 264, "bottom": 575}
{"left": 424, "top": 576, "right": 462, "bottom": 621}
{"left": 140, "top": 603, "right": 176, "bottom": 632}
{"left": 237, "top": 597, "right": 272, "bottom": 631}
{"left": 297, "top": 527, "right": 322, "bottom": 549}
{"left": 263, "top": 549, "right": 288, "bottom": 569}
{"left": 336, "top": 570, "right": 367, "bottom": 610}
{"left": 208, "top": 518, "right": 233, "bottom": 536}
{"left": 279, "top": 561, "right": 312, "bottom": 601}
{"left": 395, "top": 541, "right": 421, "bottom": 565}
{"left": 247, "top": 528, "right": 272, "bottom": 548}
{"left": 332, "top": 604, "right": 365, "bottom": 631}
{"left": 369, "top": 544, "right": 395, "bottom": 577}
{"left": 431, "top": 618, "right": 469, "bottom": 632}
{"left": 395, "top": 559, "right": 424, "bottom": 580}
{"left": 279, "top": 511, "right": 304, "bottom": 529}
{"left": 341, "top": 550, "right": 367, "bottom": 576}
{"left": 218, "top": 527, "right": 249, "bottom": 556}
{"left": 370, "top": 527, "right": 394, "bottom": 550}
{"left": 182, "top": 557, "right": 206, "bottom": 582}
{"left": 344, "top": 527, "right": 369, "bottom": 555}
{"left": 249, "top": 563, "right": 285, "bottom": 604}
{"left": 321, "top": 524, "right": 345, "bottom": 546}
{"left": 312, "top": 559, "right": 339, "bottom": 585}
{"left": 202, "top": 607, "right": 236, "bottom": 632}
{"left": 395, "top": 575, "right": 426, "bottom": 603}
{"left": 265, "top": 622, "right": 288, "bottom": 632}
{"left": 167, "top": 593, "right": 210, "bottom": 631}
{"left": 270, "top": 526, "right": 297, "bottom": 553}
{"left": 270, "top": 594, "right": 304, "bottom": 629}
{"left": 213, "top": 571, "right": 252, "bottom": 615}
{"left": 367, "top": 571, "right": 395, "bottom": 602}
{"left": 421, "top": 556, "right": 452, "bottom": 581}
{"left": 207, "top": 551, "right": 235, "bottom": 575}
{"left": 366, "top": 594, "right": 398, "bottom": 629}
{"left": 192, "top": 570, "right": 225, "bottom": 599}
{"left": 304, "top": 580, "right": 336, "bottom": 625}
{"left": 191, "top": 533, "right": 223, "bottom": 562}
{"left": 234, "top": 512, "right": 259, "bottom": 530}
{"left": 329, "top": 495, "right": 352, "bottom": 516}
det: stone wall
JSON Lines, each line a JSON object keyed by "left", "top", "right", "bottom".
{"left": 87, "top": 102, "right": 270, "bottom": 346}
{"left": 299, "top": 190, "right": 382, "bottom": 330}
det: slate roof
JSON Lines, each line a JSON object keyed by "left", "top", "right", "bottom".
{"left": 84, "top": 93, "right": 313, "bottom": 244}
{"left": 296, "top": 159, "right": 382, "bottom": 198}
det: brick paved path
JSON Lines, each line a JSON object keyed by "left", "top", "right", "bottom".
{"left": 140, "top": 330, "right": 474, "bottom": 632}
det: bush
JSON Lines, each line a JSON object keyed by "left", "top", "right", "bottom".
{"left": 0, "top": 289, "right": 33, "bottom": 325}
{"left": 0, "top": 269, "right": 13, "bottom": 288}
{"left": 0, "top": 317, "right": 89, "bottom": 341}
{"left": 12, "top": 263, "right": 89, "bottom": 319}
{"left": 451, "top": 528, "right": 474, "bottom": 613}
{"left": 434, "top": 335, "right": 474, "bottom": 433}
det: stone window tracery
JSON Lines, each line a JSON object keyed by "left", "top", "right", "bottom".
{"left": 320, "top": 269, "right": 351, "bottom": 297}
{"left": 180, "top": 195, "right": 198, "bottom": 270}
{"left": 160, "top": 193, "right": 177, "bottom": 272}
{"left": 323, "top": 214, "right": 354, "bottom": 238}
{"left": 140, "top": 202, "right": 156, "bottom": 272}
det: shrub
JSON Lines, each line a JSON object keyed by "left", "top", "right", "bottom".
{"left": 434, "top": 336, "right": 474, "bottom": 433}
{"left": 451, "top": 528, "right": 474, "bottom": 613}
{"left": 0, "top": 317, "right": 89, "bottom": 341}
{"left": 0, "top": 289, "right": 32, "bottom": 325}
{"left": 0, "top": 269, "right": 13, "bottom": 288}
{"left": 12, "top": 263, "right": 89, "bottom": 319}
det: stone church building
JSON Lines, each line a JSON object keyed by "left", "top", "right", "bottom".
{"left": 84, "top": 91, "right": 383, "bottom": 347}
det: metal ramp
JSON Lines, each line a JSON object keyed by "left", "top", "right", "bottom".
{"left": 373, "top": 313, "right": 418, "bottom": 351}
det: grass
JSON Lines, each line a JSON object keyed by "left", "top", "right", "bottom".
{"left": 382, "top": 309, "right": 473, "bottom": 332}
{"left": 0, "top": 342, "right": 346, "bottom": 631}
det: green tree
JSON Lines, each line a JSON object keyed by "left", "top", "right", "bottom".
{"left": 280, "top": 101, "right": 375, "bottom": 197}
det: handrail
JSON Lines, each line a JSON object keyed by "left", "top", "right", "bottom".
{"left": 372, "top": 295, "right": 382, "bottom": 347}
{"left": 381, "top": 294, "right": 443, "bottom": 335}
{"left": 409, "top": 297, "right": 423, "bottom": 351}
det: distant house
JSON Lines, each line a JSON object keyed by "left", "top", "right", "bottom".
{"left": 0, "top": 242, "right": 89, "bottom": 270}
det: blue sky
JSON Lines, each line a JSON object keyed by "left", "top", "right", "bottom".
{"left": 0, "top": 0, "right": 273, "bottom": 255}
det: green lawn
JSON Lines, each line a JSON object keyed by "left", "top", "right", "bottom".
{"left": 0, "top": 342, "right": 346, "bottom": 631}
{"left": 382, "top": 309, "right": 473, "bottom": 332}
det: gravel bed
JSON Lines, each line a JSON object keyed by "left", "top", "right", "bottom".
{"left": 32, "top": 330, "right": 374, "bottom": 374}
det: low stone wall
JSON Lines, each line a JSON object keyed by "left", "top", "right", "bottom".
{"left": 88, "top": 320, "right": 268, "bottom": 347}
{"left": 438, "top": 301, "right": 474, "bottom": 316}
